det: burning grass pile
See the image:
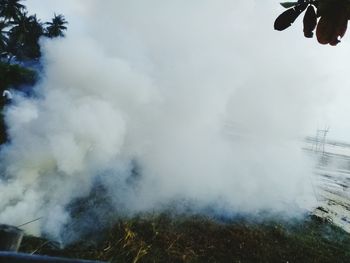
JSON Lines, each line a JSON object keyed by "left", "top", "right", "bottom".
{"left": 20, "top": 214, "right": 350, "bottom": 262}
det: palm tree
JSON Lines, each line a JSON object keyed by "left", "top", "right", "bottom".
{"left": 8, "top": 11, "right": 43, "bottom": 60}
{"left": 0, "top": 0, "right": 26, "bottom": 22}
{"left": 0, "top": 2, "right": 68, "bottom": 62}
{"left": 45, "top": 14, "right": 68, "bottom": 38}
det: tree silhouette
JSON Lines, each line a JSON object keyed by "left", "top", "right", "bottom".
{"left": 7, "top": 11, "right": 43, "bottom": 60}
{"left": 45, "top": 14, "right": 68, "bottom": 38}
{"left": 0, "top": 1, "right": 68, "bottom": 62}
{"left": 0, "top": 0, "right": 25, "bottom": 22}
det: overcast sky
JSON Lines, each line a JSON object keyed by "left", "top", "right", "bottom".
{"left": 26, "top": 0, "right": 350, "bottom": 142}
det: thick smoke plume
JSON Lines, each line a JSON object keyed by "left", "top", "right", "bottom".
{"left": 0, "top": 0, "right": 336, "bottom": 241}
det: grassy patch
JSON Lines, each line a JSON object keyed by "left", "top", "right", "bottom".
{"left": 20, "top": 214, "right": 350, "bottom": 263}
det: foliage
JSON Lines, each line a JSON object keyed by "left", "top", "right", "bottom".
{"left": 0, "top": 0, "right": 25, "bottom": 21}
{"left": 274, "top": 0, "right": 350, "bottom": 46}
{"left": 0, "top": 0, "right": 68, "bottom": 61}
{"left": 0, "top": 20, "right": 8, "bottom": 54}
{"left": 0, "top": 61, "right": 37, "bottom": 90}
{"left": 20, "top": 214, "right": 350, "bottom": 263}
{"left": 7, "top": 11, "right": 44, "bottom": 60}
{"left": 45, "top": 14, "right": 68, "bottom": 38}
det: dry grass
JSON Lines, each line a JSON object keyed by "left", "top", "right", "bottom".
{"left": 20, "top": 214, "right": 350, "bottom": 263}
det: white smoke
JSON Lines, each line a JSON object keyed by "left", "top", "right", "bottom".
{"left": 0, "top": 0, "right": 339, "bottom": 241}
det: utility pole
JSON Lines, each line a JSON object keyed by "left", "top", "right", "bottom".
{"left": 313, "top": 127, "right": 329, "bottom": 154}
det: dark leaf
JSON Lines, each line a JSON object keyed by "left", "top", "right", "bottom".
{"left": 274, "top": 3, "right": 308, "bottom": 31}
{"left": 303, "top": 5, "right": 317, "bottom": 38}
{"left": 280, "top": 2, "right": 299, "bottom": 8}
{"left": 316, "top": 3, "right": 348, "bottom": 45}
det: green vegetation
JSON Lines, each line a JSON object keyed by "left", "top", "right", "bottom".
{"left": 0, "top": 0, "right": 68, "bottom": 90}
{"left": 0, "top": 0, "right": 67, "bottom": 90}
{"left": 20, "top": 214, "right": 350, "bottom": 263}
{"left": 45, "top": 14, "right": 68, "bottom": 38}
{"left": 0, "top": 61, "right": 36, "bottom": 89}
{"left": 0, "top": 0, "right": 68, "bottom": 61}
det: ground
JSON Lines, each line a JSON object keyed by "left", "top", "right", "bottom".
{"left": 19, "top": 213, "right": 350, "bottom": 263}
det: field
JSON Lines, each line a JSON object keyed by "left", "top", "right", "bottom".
{"left": 19, "top": 213, "right": 350, "bottom": 263}
{"left": 18, "top": 137, "right": 350, "bottom": 262}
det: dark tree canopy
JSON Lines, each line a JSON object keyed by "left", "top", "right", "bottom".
{"left": 0, "top": 21, "right": 8, "bottom": 54}
{"left": 45, "top": 14, "right": 68, "bottom": 38}
{"left": 0, "top": 0, "right": 25, "bottom": 22}
{"left": 0, "top": 0, "right": 68, "bottom": 62}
